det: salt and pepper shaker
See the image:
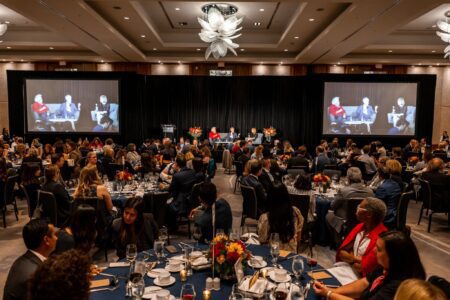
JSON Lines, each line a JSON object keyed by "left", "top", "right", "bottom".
{"left": 205, "top": 277, "right": 213, "bottom": 290}
{"left": 213, "top": 277, "right": 220, "bottom": 291}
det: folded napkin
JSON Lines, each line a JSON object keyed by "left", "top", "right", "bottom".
{"left": 191, "top": 256, "right": 208, "bottom": 266}
{"left": 142, "top": 286, "right": 163, "bottom": 299}
{"left": 190, "top": 251, "right": 203, "bottom": 259}
{"left": 109, "top": 262, "right": 130, "bottom": 268}
{"left": 241, "top": 233, "right": 260, "bottom": 245}
{"left": 239, "top": 277, "right": 275, "bottom": 294}
{"left": 169, "top": 255, "right": 187, "bottom": 262}
{"left": 327, "top": 262, "right": 358, "bottom": 285}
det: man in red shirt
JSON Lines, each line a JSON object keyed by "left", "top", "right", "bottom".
{"left": 31, "top": 94, "right": 50, "bottom": 121}
{"left": 328, "top": 96, "right": 346, "bottom": 121}
{"left": 208, "top": 126, "right": 220, "bottom": 145}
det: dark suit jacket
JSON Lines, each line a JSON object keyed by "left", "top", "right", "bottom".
{"left": 195, "top": 198, "right": 233, "bottom": 242}
{"left": 169, "top": 167, "right": 197, "bottom": 214}
{"left": 241, "top": 174, "right": 267, "bottom": 212}
{"left": 98, "top": 103, "right": 111, "bottom": 116}
{"left": 4, "top": 250, "right": 43, "bottom": 300}
{"left": 258, "top": 169, "right": 274, "bottom": 194}
{"left": 312, "top": 153, "right": 331, "bottom": 173}
{"left": 375, "top": 179, "right": 401, "bottom": 227}
{"left": 42, "top": 180, "right": 72, "bottom": 227}
{"left": 331, "top": 183, "right": 374, "bottom": 219}
{"left": 287, "top": 155, "right": 309, "bottom": 169}
{"left": 421, "top": 171, "right": 450, "bottom": 211}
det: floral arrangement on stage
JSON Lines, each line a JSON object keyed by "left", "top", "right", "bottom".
{"left": 263, "top": 126, "right": 277, "bottom": 138}
{"left": 115, "top": 170, "right": 133, "bottom": 182}
{"left": 208, "top": 235, "right": 250, "bottom": 281}
{"left": 188, "top": 127, "right": 203, "bottom": 139}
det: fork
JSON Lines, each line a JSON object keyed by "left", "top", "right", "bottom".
{"left": 90, "top": 285, "right": 119, "bottom": 292}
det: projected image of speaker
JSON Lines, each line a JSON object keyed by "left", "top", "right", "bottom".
{"left": 322, "top": 82, "right": 417, "bottom": 136}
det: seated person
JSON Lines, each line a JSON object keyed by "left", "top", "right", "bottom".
{"left": 21, "top": 163, "right": 42, "bottom": 218}
{"left": 126, "top": 143, "right": 141, "bottom": 167}
{"left": 314, "top": 231, "right": 426, "bottom": 300}
{"left": 97, "top": 95, "right": 111, "bottom": 117}
{"left": 85, "top": 151, "right": 104, "bottom": 175}
{"left": 41, "top": 164, "right": 72, "bottom": 227}
{"left": 190, "top": 182, "right": 232, "bottom": 242}
{"left": 375, "top": 167, "right": 401, "bottom": 229}
{"left": 4, "top": 219, "right": 58, "bottom": 300}
{"left": 357, "top": 145, "right": 377, "bottom": 175}
{"left": 248, "top": 127, "right": 257, "bottom": 140}
{"left": 432, "top": 142, "right": 447, "bottom": 155}
{"left": 241, "top": 159, "right": 267, "bottom": 214}
{"left": 394, "top": 97, "right": 408, "bottom": 116}
{"left": 388, "top": 115, "right": 410, "bottom": 135}
{"left": 112, "top": 197, "right": 159, "bottom": 259}
{"left": 93, "top": 115, "right": 113, "bottom": 132}
{"left": 225, "top": 127, "right": 238, "bottom": 144}
{"left": 31, "top": 94, "right": 50, "bottom": 121}
{"left": 328, "top": 96, "right": 347, "bottom": 124}
{"left": 258, "top": 183, "right": 303, "bottom": 252}
{"left": 259, "top": 157, "right": 275, "bottom": 193}
{"left": 326, "top": 167, "right": 374, "bottom": 244}
{"left": 334, "top": 198, "right": 387, "bottom": 279}
{"left": 421, "top": 158, "right": 450, "bottom": 207}
{"left": 394, "top": 279, "right": 447, "bottom": 300}
{"left": 287, "top": 146, "right": 310, "bottom": 170}
{"left": 58, "top": 94, "right": 80, "bottom": 119}
{"left": 354, "top": 97, "right": 377, "bottom": 122}
{"left": 29, "top": 249, "right": 91, "bottom": 300}
{"left": 54, "top": 204, "right": 97, "bottom": 254}
{"left": 311, "top": 145, "right": 331, "bottom": 173}
{"left": 208, "top": 127, "right": 220, "bottom": 145}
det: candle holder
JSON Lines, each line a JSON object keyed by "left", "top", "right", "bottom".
{"left": 203, "top": 289, "right": 211, "bottom": 300}
{"left": 180, "top": 269, "right": 187, "bottom": 282}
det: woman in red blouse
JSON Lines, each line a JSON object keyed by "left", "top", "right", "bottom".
{"left": 32, "top": 94, "right": 50, "bottom": 120}
{"left": 208, "top": 127, "right": 220, "bottom": 145}
{"left": 328, "top": 96, "right": 347, "bottom": 122}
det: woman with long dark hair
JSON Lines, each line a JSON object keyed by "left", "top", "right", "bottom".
{"left": 54, "top": 204, "right": 97, "bottom": 254}
{"left": 112, "top": 197, "right": 159, "bottom": 259}
{"left": 314, "top": 230, "right": 426, "bottom": 299}
{"left": 257, "top": 183, "right": 303, "bottom": 251}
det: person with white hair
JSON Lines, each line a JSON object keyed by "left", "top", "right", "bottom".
{"left": 328, "top": 96, "right": 347, "bottom": 123}
{"left": 355, "top": 97, "right": 377, "bottom": 122}
{"left": 32, "top": 94, "right": 50, "bottom": 120}
{"left": 58, "top": 94, "right": 81, "bottom": 119}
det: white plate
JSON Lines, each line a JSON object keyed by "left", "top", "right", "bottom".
{"left": 190, "top": 251, "right": 203, "bottom": 259}
{"left": 153, "top": 276, "right": 176, "bottom": 287}
{"left": 165, "top": 265, "right": 184, "bottom": 273}
{"left": 247, "top": 260, "right": 267, "bottom": 269}
{"left": 146, "top": 268, "right": 166, "bottom": 279}
{"left": 142, "top": 287, "right": 176, "bottom": 300}
{"left": 268, "top": 271, "right": 291, "bottom": 283}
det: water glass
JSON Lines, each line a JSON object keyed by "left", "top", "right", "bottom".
{"left": 292, "top": 256, "right": 304, "bottom": 284}
{"left": 126, "top": 244, "right": 137, "bottom": 263}
{"left": 154, "top": 241, "right": 164, "bottom": 264}
{"left": 134, "top": 258, "right": 146, "bottom": 277}
{"left": 180, "top": 283, "right": 196, "bottom": 300}
{"left": 159, "top": 227, "right": 168, "bottom": 257}
{"left": 130, "top": 276, "right": 145, "bottom": 299}
{"left": 229, "top": 227, "right": 241, "bottom": 242}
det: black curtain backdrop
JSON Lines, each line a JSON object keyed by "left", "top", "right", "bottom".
{"left": 7, "top": 71, "right": 436, "bottom": 150}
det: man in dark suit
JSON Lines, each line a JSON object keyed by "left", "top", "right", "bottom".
{"left": 391, "top": 147, "right": 407, "bottom": 167}
{"left": 98, "top": 95, "right": 111, "bottom": 117}
{"left": 41, "top": 164, "right": 72, "bottom": 227}
{"left": 4, "top": 219, "right": 57, "bottom": 300}
{"left": 241, "top": 160, "right": 267, "bottom": 213}
{"left": 421, "top": 158, "right": 450, "bottom": 217}
{"left": 287, "top": 145, "right": 310, "bottom": 170}
{"left": 375, "top": 167, "right": 402, "bottom": 229}
{"left": 237, "top": 146, "right": 251, "bottom": 168}
{"left": 168, "top": 156, "right": 197, "bottom": 230}
{"left": 259, "top": 158, "right": 275, "bottom": 193}
{"left": 311, "top": 145, "right": 331, "bottom": 173}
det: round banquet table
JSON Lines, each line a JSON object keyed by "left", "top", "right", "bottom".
{"left": 90, "top": 244, "right": 341, "bottom": 300}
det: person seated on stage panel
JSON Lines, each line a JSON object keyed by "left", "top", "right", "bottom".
{"left": 314, "top": 231, "right": 426, "bottom": 300}
{"left": 354, "top": 97, "right": 377, "bottom": 122}
{"left": 58, "top": 94, "right": 81, "bottom": 119}
{"left": 374, "top": 167, "right": 401, "bottom": 229}
{"left": 32, "top": 94, "right": 50, "bottom": 121}
{"left": 328, "top": 96, "right": 347, "bottom": 124}
{"left": 225, "top": 127, "right": 238, "bottom": 149}
{"left": 112, "top": 197, "right": 159, "bottom": 259}
{"left": 208, "top": 126, "right": 221, "bottom": 145}
{"left": 4, "top": 219, "right": 58, "bottom": 300}
{"left": 326, "top": 167, "right": 374, "bottom": 244}
{"left": 394, "top": 96, "right": 408, "bottom": 116}
{"left": 190, "top": 182, "right": 232, "bottom": 242}
{"left": 394, "top": 279, "right": 447, "bottom": 300}
{"left": 258, "top": 183, "right": 303, "bottom": 252}
{"left": 388, "top": 115, "right": 410, "bottom": 135}
{"left": 248, "top": 127, "right": 257, "bottom": 140}
{"left": 241, "top": 159, "right": 268, "bottom": 214}
{"left": 96, "top": 94, "right": 110, "bottom": 117}
{"left": 93, "top": 116, "right": 113, "bottom": 133}
{"left": 333, "top": 198, "right": 387, "bottom": 280}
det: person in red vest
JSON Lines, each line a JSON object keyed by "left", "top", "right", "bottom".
{"left": 208, "top": 126, "right": 220, "bottom": 145}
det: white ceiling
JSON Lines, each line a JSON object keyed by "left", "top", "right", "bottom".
{"left": 0, "top": 0, "right": 449, "bottom": 65}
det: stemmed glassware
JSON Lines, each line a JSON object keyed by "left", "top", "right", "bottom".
{"left": 192, "top": 226, "right": 202, "bottom": 250}
{"left": 229, "top": 284, "right": 244, "bottom": 300}
{"left": 180, "top": 283, "right": 196, "bottom": 300}
{"left": 269, "top": 233, "right": 280, "bottom": 268}
{"left": 292, "top": 256, "right": 304, "bottom": 285}
{"left": 158, "top": 227, "right": 168, "bottom": 257}
{"left": 130, "top": 275, "right": 145, "bottom": 300}
{"left": 126, "top": 244, "right": 137, "bottom": 264}
{"left": 153, "top": 241, "right": 164, "bottom": 264}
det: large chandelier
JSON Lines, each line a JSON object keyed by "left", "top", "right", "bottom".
{"left": 198, "top": 3, "right": 243, "bottom": 60}
{"left": 436, "top": 11, "right": 450, "bottom": 59}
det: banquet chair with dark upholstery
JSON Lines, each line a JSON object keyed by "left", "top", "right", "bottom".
{"left": 417, "top": 178, "right": 449, "bottom": 232}
{"left": 240, "top": 184, "right": 258, "bottom": 228}
{"left": 290, "top": 193, "right": 314, "bottom": 256}
{"left": 36, "top": 190, "right": 58, "bottom": 226}
{"left": 340, "top": 198, "right": 365, "bottom": 237}
{"left": 396, "top": 191, "right": 414, "bottom": 235}
{"left": 233, "top": 160, "right": 244, "bottom": 193}
{"left": 323, "top": 169, "right": 342, "bottom": 181}
{"left": 1, "top": 175, "right": 19, "bottom": 228}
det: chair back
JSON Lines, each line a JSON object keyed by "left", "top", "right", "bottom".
{"left": 324, "top": 164, "right": 338, "bottom": 170}
{"left": 107, "top": 163, "right": 122, "bottom": 180}
{"left": 287, "top": 168, "right": 306, "bottom": 177}
{"left": 74, "top": 196, "right": 109, "bottom": 230}
{"left": 240, "top": 184, "right": 258, "bottom": 220}
{"left": 396, "top": 191, "right": 414, "bottom": 231}
{"left": 289, "top": 165, "right": 309, "bottom": 172}
{"left": 151, "top": 192, "right": 170, "bottom": 228}
{"left": 418, "top": 178, "right": 431, "bottom": 209}
{"left": 433, "top": 152, "right": 448, "bottom": 162}
{"left": 37, "top": 190, "right": 58, "bottom": 225}
{"left": 323, "top": 169, "right": 341, "bottom": 181}
{"left": 289, "top": 194, "right": 310, "bottom": 221}
{"left": 189, "top": 182, "right": 203, "bottom": 210}
{"left": 234, "top": 160, "right": 244, "bottom": 177}
{"left": 4, "top": 175, "right": 19, "bottom": 205}
{"left": 342, "top": 198, "right": 364, "bottom": 234}
{"left": 428, "top": 276, "right": 450, "bottom": 298}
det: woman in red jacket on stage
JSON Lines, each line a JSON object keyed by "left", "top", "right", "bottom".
{"left": 208, "top": 126, "right": 220, "bottom": 145}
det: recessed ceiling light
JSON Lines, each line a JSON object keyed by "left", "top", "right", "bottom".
{"left": 418, "top": 63, "right": 422, "bottom": 65}
{"left": 153, "top": 48, "right": 157, "bottom": 51}
{"left": 432, "top": 50, "right": 436, "bottom": 53}
{"left": 254, "top": 22, "right": 261, "bottom": 26}
{"left": 178, "top": 22, "right": 188, "bottom": 26}
{"left": 20, "top": 59, "right": 24, "bottom": 62}
{"left": 178, "top": 61, "right": 181, "bottom": 64}
{"left": 284, "top": 49, "right": 288, "bottom": 52}
{"left": 309, "top": 18, "right": 315, "bottom": 22}
{"left": 140, "top": 34, "right": 146, "bottom": 38}
{"left": 158, "top": 60, "right": 161, "bottom": 63}
{"left": 123, "top": 16, "right": 130, "bottom": 20}
{"left": 100, "top": 60, "right": 104, "bottom": 63}
{"left": 337, "top": 62, "right": 341, "bottom": 65}
{"left": 259, "top": 8, "right": 265, "bottom": 12}
{"left": 432, "top": 24, "right": 437, "bottom": 28}
{"left": 240, "top": 48, "right": 245, "bottom": 51}
{"left": 294, "top": 36, "right": 299, "bottom": 39}
{"left": 196, "top": 48, "right": 201, "bottom": 51}
{"left": 333, "top": 64, "right": 337, "bottom": 67}
{"left": 49, "top": 47, "right": 54, "bottom": 50}
{"left": 6, "top": 46, "right": 11, "bottom": 49}
{"left": 280, "top": 62, "right": 283, "bottom": 65}
{"left": 0, "top": 41, "right": 3, "bottom": 43}
{"left": 175, "top": 7, "right": 181, "bottom": 11}
{"left": 388, "top": 50, "right": 393, "bottom": 53}
{"left": 437, "top": 63, "right": 440, "bottom": 66}
{"left": 4, "top": 21, "right": 10, "bottom": 24}
{"left": 260, "top": 62, "right": 263, "bottom": 65}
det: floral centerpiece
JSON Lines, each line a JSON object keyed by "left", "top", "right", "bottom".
{"left": 115, "top": 170, "right": 133, "bottom": 182}
{"left": 208, "top": 235, "right": 250, "bottom": 282}
{"left": 263, "top": 126, "right": 277, "bottom": 142}
{"left": 313, "top": 173, "right": 331, "bottom": 192}
{"left": 188, "top": 127, "right": 203, "bottom": 140}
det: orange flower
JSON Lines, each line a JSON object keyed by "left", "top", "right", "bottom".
{"left": 217, "top": 255, "right": 226, "bottom": 264}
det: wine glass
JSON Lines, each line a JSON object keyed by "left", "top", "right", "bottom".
{"left": 229, "top": 227, "right": 241, "bottom": 242}
{"left": 192, "top": 226, "right": 202, "bottom": 250}
{"left": 134, "top": 258, "right": 146, "bottom": 277}
{"left": 130, "top": 275, "right": 145, "bottom": 300}
{"left": 229, "top": 284, "right": 244, "bottom": 300}
{"left": 159, "top": 227, "right": 169, "bottom": 257}
{"left": 269, "top": 233, "right": 280, "bottom": 268}
{"left": 154, "top": 241, "right": 164, "bottom": 264}
{"left": 126, "top": 244, "right": 137, "bottom": 264}
{"left": 292, "top": 256, "right": 304, "bottom": 285}
{"left": 240, "top": 226, "right": 249, "bottom": 242}
{"left": 215, "top": 228, "right": 225, "bottom": 238}
{"left": 180, "top": 283, "right": 196, "bottom": 300}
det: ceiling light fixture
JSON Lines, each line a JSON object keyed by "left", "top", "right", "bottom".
{"left": 294, "top": 36, "right": 299, "bottom": 39}
{"left": 0, "top": 40, "right": 3, "bottom": 43}
{"left": 175, "top": 7, "right": 181, "bottom": 11}
{"left": 308, "top": 18, "right": 315, "bottom": 22}
{"left": 388, "top": 50, "right": 393, "bottom": 52}
{"left": 49, "top": 47, "right": 54, "bottom": 50}
{"left": 196, "top": 48, "right": 201, "bottom": 51}
{"left": 140, "top": 34, "right": 146, "bottom": 38}
{"left": 240, "top": 48, "right": 245, "bottom": 51}
{"left": 436, "top": 11, "right": 450, "bottom": 59}
{"left": 284, "top": 49, "right": 288, "bottom": 52}
{"left": 4, "top": 21, "right": 10, "bottom": 24}
{"left": 153, "top": 48, "right": 157, "bottom": 51}
{"left": 254, "top": 22, "right": 261, "bottom": 26}
{"left": 198, "top": 3, "right": 243, "bottom": 59}
{"left": 259, "top": 8, "right": 264, "bottom": 12}
{"left": 0, "top": 23, "right": 7, "bottom": 36}
{"left": 124, "top": 16, "right": 130, "bottom": 20}
{"left": 432, "top": 50, "right": 436, "bottom": 53}
{"left": 6, "top": 46, "right": 11, "bottom": 49}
